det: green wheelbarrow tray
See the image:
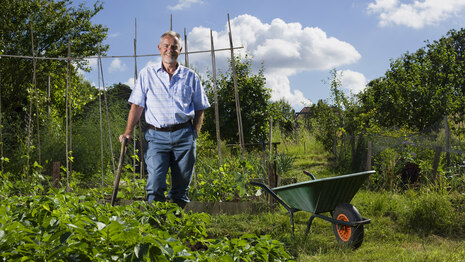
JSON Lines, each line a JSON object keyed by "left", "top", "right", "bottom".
{"left": 250, "top": 170, "right": 375, "bottom": 249}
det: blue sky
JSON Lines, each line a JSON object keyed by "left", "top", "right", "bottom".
{"left": 76, "top": 0, "right": 465, "bottom": 109}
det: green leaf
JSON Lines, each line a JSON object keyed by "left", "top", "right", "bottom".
{"left": 60, "top": 232, "right": 72, "bottom": 244}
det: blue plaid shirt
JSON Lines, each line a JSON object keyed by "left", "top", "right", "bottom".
{"left": 129, "top": 63, "right": 210, "bottom": 128}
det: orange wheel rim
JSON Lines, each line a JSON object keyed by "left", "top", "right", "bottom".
{"left": 336, "top": 214, "right": 351, "bottom": 242}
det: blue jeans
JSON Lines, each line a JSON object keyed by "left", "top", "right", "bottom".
{"left": 145, "top": 125, "right": 197, "bottom": 204}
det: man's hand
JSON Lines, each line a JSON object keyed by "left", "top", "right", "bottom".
{"left": 120, "top": 103, "right": 144, "bottom": 143}
{"left": 119, "top": 134, "right": 131, "bottom": 143}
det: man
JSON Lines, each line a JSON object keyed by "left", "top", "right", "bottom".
{"left": 119, "top": 31, "right": 210, "bottom": 208}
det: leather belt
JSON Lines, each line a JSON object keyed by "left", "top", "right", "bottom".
{"left": 148, "top": 121, "right": 191, "bottom": 132}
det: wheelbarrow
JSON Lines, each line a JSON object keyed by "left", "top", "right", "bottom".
{"left": 250, "top": 170, "right": 375, "bottom": 249}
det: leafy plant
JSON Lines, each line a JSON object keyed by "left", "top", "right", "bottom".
{"left": 0, "top": 192, "right": 293, "bottom": 261}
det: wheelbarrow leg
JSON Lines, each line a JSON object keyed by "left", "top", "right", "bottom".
{"left": 304, "top": 215, "right": 316, "bottom": 239}
{"left": 289, "top": 209, "right": 295, "bottom": 241}
{"left": 250, "top": 181, "right": 297, "bottom": 241}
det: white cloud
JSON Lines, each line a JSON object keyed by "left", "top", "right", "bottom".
{"left": 108, "top": 58, "right": 127, "bottom": 73}
{"left": 339, "top": 70, "right": 367, "bottom": 94}
{"left": 367, "top": 0, "right": 465, "bottom": 29}
{"left": 266, "top": 74, "right": 312, "bottom": 108}
{"left": 125, "top": 78, "right": 135, "bottom": 89}
{"left": 187, "top": 14, "right": 360, "bottom": 107}
{"left": 86, "top": 58, "right": 98, "bottom": 69}
{"left": 144, "top": 58, "right": 161, "bottom": 69}
{"left": 168, "top": 0, "right": 203, "bottom": 11}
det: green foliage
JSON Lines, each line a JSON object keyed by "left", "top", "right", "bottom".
{"left": 274, "top": 153, "right": 295, "bottom": 176}
{"left": 192, "top": 156, "right": 263, "bottom": 202}
{"left": 270, "top": 99, "right": 296, "bottom": 137}
{"left": 0, "top": 162, "right": 50, "bottom": 197}
{"left": 72, "top": 83, "right": 132, "bottom": 176}
{"left": 400, "top": 189, "right": 455, "bottom": 236}
{"left": 371, "top": 148, "right": 401, "bottom": 190}
{"left": 0, "top": 192, "right": 293, "bottom": 261}
{"left": 0, "top": 0, "right": 108, "bottom": 174}
{"left": 359, "top": 28, "right": 465, "bottom": 131}
{"left": 203, "top": 55, "right": 273, "bottom": 144}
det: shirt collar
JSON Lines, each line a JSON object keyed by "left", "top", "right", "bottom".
{"left": 157, "top": 62, "right": 184, "bottom": 77}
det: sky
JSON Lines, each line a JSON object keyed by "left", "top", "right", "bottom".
{"left": 75, "top": 0, "right": 465, "bottom": 110}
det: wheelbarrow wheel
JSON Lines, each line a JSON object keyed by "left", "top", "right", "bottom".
{"left": 332, "top": 203, "right": 364, "bottom": 249}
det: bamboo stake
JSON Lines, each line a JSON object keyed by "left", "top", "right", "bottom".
{"left": 65, "top": 39, "right": 70, "bottom": 188}
{"left": 132, "top": 21, "right": 138, "bottom": 180}
{"left": 134, "top": 18, "right": 145, "bottom": 180}
{"left": 98, "top": 55, "right": 116, "bottom": 174}
{"left": 184, "top": 28, "right": 189, "bottom": 67}
{"left": 69, "top": 71, "right": 73, "bottom": 176}
{"left": 47, "top": 75, "right": 51, "bottom": 117}
{"left": 31, "top": 30, "right": 41, "bottom": 169}
{"left": 26, "top": 24, "right": 35, "bottom": 180}
{"left": 269, "top": 116, "right": 273, "bottom": 162}
{"left": 210, "top": 30, "right": 222, "bottom": 166}
{"left": 0, "top": 47, "right": 244, "bottom": 61}
{"left": 445, "top": 115, "right": 450, "bottom": 167}
{"left": 98, "top": 47, "right": 105, "bottom": 195}
{"left": 0, "top": 73, "right": 3, "bottom": 173}
{"left": 227, "top": 14, "right": 245, "bottom": 153}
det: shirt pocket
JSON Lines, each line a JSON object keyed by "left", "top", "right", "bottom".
{"left": 175, "top": 83, "right": 193, "bottom": 107}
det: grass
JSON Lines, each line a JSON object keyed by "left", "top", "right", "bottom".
{"left": 205, "top": 188, "right": 465, "bottom": 261}
{"left": 203, "top": 129, "right": 465, "bottom": 261}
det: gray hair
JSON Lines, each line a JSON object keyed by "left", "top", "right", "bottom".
{"left": 160, "top": 31, "right": 182, "bottom": 44}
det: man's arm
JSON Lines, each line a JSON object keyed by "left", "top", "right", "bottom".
{"left": 192, "top": 110, "right": 205, "bottom": 134}
{"left": 119, "top": 103, "right": 144, "bottom": 143}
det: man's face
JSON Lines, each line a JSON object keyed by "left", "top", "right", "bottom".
{"left": 158, "top": 35, "right": 182, "bottom": 65}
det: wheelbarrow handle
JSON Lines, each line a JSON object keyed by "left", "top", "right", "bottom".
{"left": 111, "top": 136, "right": 129, "bottom": 206}
{"left": 303, "top": 170, "right": 316, "bottom": 180}
{"left": 249, "top": 181, "right": 292, "bottom": 211}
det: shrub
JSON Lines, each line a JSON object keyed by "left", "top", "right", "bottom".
{"left": 400, "top": 189, "right": 455, "bottom": 235}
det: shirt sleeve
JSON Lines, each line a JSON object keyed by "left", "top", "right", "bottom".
{"left": 128, "top": 69, "right": 146, "bottom": 108}
{"left": 192, "top": 73, "right": 210, "bottom": 111}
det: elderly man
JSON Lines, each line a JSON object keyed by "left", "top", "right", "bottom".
{"left": 119, "top": 31, "right": 210, "bottom": 208}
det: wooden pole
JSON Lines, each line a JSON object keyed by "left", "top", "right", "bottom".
{"left": 25, "top": 25, "right": 33, "bottom": 180}
{"left": 98, "top": 47, "right": 105, "bottom": 195}
{"left": 227, "top": 14, "right": 245, "bottom": 153}
{"left": 269, "top": 116, "right": 273, "bottom": 162}
{"left": 47, "top": 75, "right": 51, "bottom": 117}
{"left": 184, "top": 28, "right": 189, "bottom": 67}
{"left": 25, "top": 25, "right": 35, "bottom": 180}
{"left": 134, "top": 18, "right": 145, "bottom": 180}
{"left": 210, "top": 30, "right": 222, "bottom": 166}
{"left": 170, "top": 14, "right": 173, "bottom": 31}
{"left": 445, "top": 115, "right": 450, "bottom": 167}
{"left": 365, "top": 140, "right": 372, "bottom": 171}
{"left": 432, "top": 146, "right": 442, "bottom": 182}
{"left": 31, "top": 28, "right": 41, "bottom": 168}
{"left": 65, "top": 39, "right": 70, "bottom": 188}
{"left": 0, "top": 73, "right": 3, "bottom": 173}
{"left": 69, "top": 69, "right": 73, "bottom": 176}
{"left": 0, "top": 47, "right": 244, "bottom": 61}
{"left": 98, "top": 56, "right": 116, "bottom": 174}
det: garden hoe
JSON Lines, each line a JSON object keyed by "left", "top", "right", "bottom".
{"left": 111, "top": 136, "right": 129, "bottom": 206}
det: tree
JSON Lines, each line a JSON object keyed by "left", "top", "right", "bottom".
{"left": 203, "top": 55, "right": 272, "bottom": 145}
{"left": 359, "top": 28, "right": 465, "bottom": 132}
{"left": 269, "top": 99, "right": 295, "bottom": 137}
{"left": 0, "top": 0, "right": 108, "bottom": 173}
